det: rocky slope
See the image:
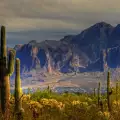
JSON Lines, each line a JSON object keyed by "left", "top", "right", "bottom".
{"left": 13, "top": 22, "right": 120, "bottom": 73}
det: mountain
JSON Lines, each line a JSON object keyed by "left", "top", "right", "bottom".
{"left": 71, "top": 22, "right": 113, "bottom": 60}
{"left": 13, "top": 22, "right": 120, "bottom": 74}
{"left": 14, "top": 39, "right": 88, "bottom": 74}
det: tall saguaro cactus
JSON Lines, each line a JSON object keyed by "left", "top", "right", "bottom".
{"left": 98, "top": 82, "right": 101, "bottom": 107}
{"left": 93, "top": 88, "right": 96, "bottom": 97}
{"left": 116, "top": 80, "right": 119, "bottom": 102}
{"left": 15, "top": 58, "right": 22, "bottom": 111}
{"left": 14, "top": 58, "right": 24, "bottom": 120}
{"left": 0, "top": 26, "right": 15, "bottom": 119}
{"left": 107, "top": 71, "right": 112, "bottom": 112}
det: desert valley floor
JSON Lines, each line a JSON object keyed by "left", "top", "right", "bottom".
{"left": 10, "top": 72, "right": 116, "bottom": 93}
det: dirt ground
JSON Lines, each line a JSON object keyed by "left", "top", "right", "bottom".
{"left": 10, "top": 72, "right": 116, "bottom": 91}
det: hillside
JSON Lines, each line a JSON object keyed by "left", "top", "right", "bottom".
{"left": 12, "top": 22, "right": 120, "bottom": 74}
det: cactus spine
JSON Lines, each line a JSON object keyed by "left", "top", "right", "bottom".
{"left": 0, "top": 26, "right": 15, "bottom": 119}
{"left": 14, "top": 58, "right": 24, "bottom": 120}
{"left": 107, "top": 71, "right": 112, "bottom": 112}
{"left": 98, "top": 82, "right": 101, "bottom": 107}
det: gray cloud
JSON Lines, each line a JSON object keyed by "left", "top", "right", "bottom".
{"left": 7, "top": 29, "right": 79, "bottom": 47}
{"left": 1, "top": 0, "right": 120, "bottom": 31}
{"left": 0, "top": 0, "right": 120, "bottom": 46}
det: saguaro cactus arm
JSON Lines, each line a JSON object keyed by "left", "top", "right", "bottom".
{"left": 8, "top": 51, "right": 15, "bottom": 76}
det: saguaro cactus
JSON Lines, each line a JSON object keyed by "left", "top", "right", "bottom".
{"left": 98, "top": 82, "right": 101, "bottom": 107}
{"left": 93, "top": 88, "right": 96, "bottom": 97}
{"left": 47, "top": 85, "right": 52, "bottom": 93}
{"left": 27, "top": 87, "right": 31, "bottom": 94}
{"left": 99, "top": 100, "right": 103, "bottom": 112}
{"left": 0, "top": 26, "right": 15, "bottom": 119}
{"left": 116, "top": 80, "right": 119, "bottom": 102}
{"left": 14, "top": 58, "right": 24, "bottom": 120}
{"left": 107, "top": 71, "right": 112, "bottom": 112}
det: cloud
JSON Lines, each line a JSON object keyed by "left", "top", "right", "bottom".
{"left": 5, "top": 18, "right": 82, "bottom": 32}
{"left": 0, "top": 0, "right": 120, "bottom": 31}
{"left": 7, "top": 29, "right": 79, "bottom": 46}
{"left": 0, "top": 0, "right": 120, "bottom": 45}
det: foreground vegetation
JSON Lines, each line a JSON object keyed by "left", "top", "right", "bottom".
{"left": 0, "top": 86, "right": 120, "bottom": 120}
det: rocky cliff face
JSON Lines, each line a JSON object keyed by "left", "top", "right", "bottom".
{"left": 14, "top": 39, "right": 88, "bottom": 74}
{"left": 13, "top": 22, "right": 120, "bottom": 73}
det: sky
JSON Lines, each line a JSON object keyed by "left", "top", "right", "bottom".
{"left": 1, "top": 0, "right": 120, "bottom": 47}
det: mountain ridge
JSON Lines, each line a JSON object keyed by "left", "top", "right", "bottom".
{"left": 11, "top": 22, "right": 120, "bottom": 74}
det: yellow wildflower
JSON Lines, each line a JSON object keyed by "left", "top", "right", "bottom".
{"left": 113, "top": 100, "right": 120, "bottom": 106}
{"left": 80, "top": 102, "right": 88, "bottom": 107}
{"left": 72, "top": 100, "right": 81, "bottom": 105}
{"left": 22, "top": 94, "right": 31, "bottom": 102}
{"left": 97, "top": 111, "right": 103, "bottom": 117}
{"left": 39, "top": 98, "right": 65, "bottom": 110}
{"left": 87, "top": 98, "right": 93, "bottom": 103}
{"left": 103, "top": 111, "right": 110, "bottom": 119}
{"left": 28, "top": 100, "right": 43, "bottom": 111}
{"left": 40, "top": 98, "right": 49, "bottom": 105}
